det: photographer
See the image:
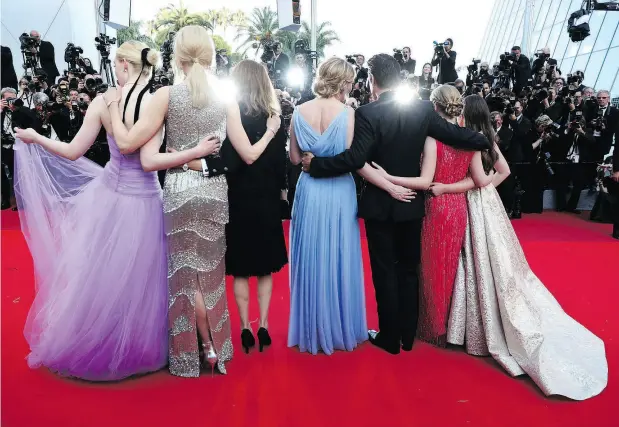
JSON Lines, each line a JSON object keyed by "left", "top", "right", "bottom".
{"left": 491, "top": 111, "right": 516, "bottom": 214}
{"left": 273, "top": 43, "right": 290, "bottom": 76}
{"left": 590, "top": 90, "right": 618, "bottom": 160}
{"left": 29, "top": 30, "right": 60, "bottom": 87}
{"left": 399, "top": 47, "right": 416, "bottom": 75}
{"left": 509, "top": 46, "right": 531, "bottom": 95}
{"left": 554, "top": 114, "right": 595, "bottom": 213}
{"left": 417, "top": 63, "right": 435, "bottom": 100}
{"left": 431, "top": 38, "right": 457, "bottom": 84}
{"left": 1, "top": 87, "right": 41, "bottom": 209}
{"left": 526, "top": 115, "right": 560, "bottom": 213}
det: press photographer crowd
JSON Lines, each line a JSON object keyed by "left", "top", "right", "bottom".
{"left": 1, "top": 30, "right": 618, "bottom": 239}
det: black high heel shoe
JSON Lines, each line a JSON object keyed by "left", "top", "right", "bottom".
{"left": 257, "top": 327, "right": 271, "bottom": 352}
{"left": 241, "top": 329, "right": 255, "bottom": 354}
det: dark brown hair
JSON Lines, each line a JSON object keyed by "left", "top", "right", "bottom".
{"left": 463, "top": 95, "right": 498, "bottom": 174}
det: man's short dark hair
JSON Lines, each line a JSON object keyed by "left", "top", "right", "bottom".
{"left": 368, "top": 54, "right": 401, "bottom": 89}
{"left": 403, "top": 46, "right": 411, "bottom": 51}
{"left": 512, "top": 46, "right": 521, "bottom": 51}
{"left": 446, "top": 38, "right": 453, "bottom": 46}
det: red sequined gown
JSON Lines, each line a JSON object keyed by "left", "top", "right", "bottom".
{"left": 418, "top": 141, "right": 473, "bottom": 346}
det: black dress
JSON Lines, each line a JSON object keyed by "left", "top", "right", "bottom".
{"left": 225, "top": 110, "right": 288, "bottom": 277}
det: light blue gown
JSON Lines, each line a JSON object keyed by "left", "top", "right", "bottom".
{"left": 288, "top": 107, "right": 368, "bottom": 355}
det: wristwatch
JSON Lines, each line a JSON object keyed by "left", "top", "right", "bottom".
{"left": 201, "top": 159, "right": 209, "bottom": 177}
{"left": 182, "top": 163, "right": 189, "bottom": 172}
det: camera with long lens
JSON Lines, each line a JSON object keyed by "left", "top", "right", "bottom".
{"left": 433, "top": 41, "right": 447, "bottom": 57}
{"left": 64, "top": 42, "right": 84, "bottom": 73}
{"left": 95, "top": 33, "right": 116, "bottom": 59}
{"left": 591, "top": 109, "right": 607, "bottom": 136}
{"left": 393, "top": 48, "right": 403, "bottom": 62}
{"left": 85, "top": 75, "right": 108, "bottom": 94}
{"left": 569, "top": 111, "right": 584, "bottom": 131}
{"left": 345, "top": 55, "right": 357, "bottom": 65}
{"left": 467, "top": 59, "right": 481, "bottom": 74}
{"left": 19, "top": 33, "right": 40, "bottom": 70}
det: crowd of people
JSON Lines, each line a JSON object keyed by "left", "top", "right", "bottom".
{"left": 1, "top": 31, "right": 110, "bottom": 210}
{"left": 3, "top": 23, "right": 613, "bottom": 401}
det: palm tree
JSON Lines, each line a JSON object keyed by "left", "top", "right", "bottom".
{"left": 298, "top": 21, "right": 340, "bottom": 59}
{"left": 235, "top": 7, "right": 279, "bottom": 57}
{"left": 275, "top": 31, "right": 298, "bottom": 57}
{"left": 116, "top": 20, "right": 157, "bottom": 49}
{"left": 152, "top": 1, "right": 212, "bottom": 46}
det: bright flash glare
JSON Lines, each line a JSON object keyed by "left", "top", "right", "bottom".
{"left": 215, "top": 78, "right": 238, "bottom": 104}
{"left": 287, "top": 68, "right": 305, "bottom": 87}
{"left": 395, "top": 85, "right": 417, "bottom": 103}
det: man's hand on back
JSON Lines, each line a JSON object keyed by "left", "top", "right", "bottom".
{"left": 301, "top": 152, "right": 314, "bottom": 172}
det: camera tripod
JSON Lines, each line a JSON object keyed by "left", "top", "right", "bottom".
{"left": 99, "top": 55, "right": 116, "bottom": 87}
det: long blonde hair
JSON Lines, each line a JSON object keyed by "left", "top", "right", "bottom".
{"left": 232, "top": 60, "right": 280, "bottom": 117}
{"left": 116, "top": 40, "right": 160, "bottom": 77}
{"left": 430, "top": 85, "right": 464, "bottom": 118}
{"left": 173, "top": 25, "right": 214, "bottom": 108}
{"left": 313, "top": 57, "right": 355, "bottom": 98}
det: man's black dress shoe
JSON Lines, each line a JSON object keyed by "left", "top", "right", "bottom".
{"left": 368, "top": 330, "right": 400, "bottom": 355}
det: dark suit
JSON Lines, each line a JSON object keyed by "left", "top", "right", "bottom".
{"left": 1, "top": 46, "right": 18, "bottom": 90}
{"left": 274, "top": 53, "right": 290, "bottom": 76}
{"left": 495, "top": 126, "right": 515, "bottom": 212}
{"left": 308, "top": 91, "right": 490, "bottom": 352}
{"left": 431, "top": 51, "right": 457, "bottom": 84}
{"left": 511, "top": 54, "right": 531, "bottom": 95}
{"left": 39, "top": 41, "right": 60, "bottom": 87}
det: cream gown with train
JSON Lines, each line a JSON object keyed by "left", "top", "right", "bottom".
{"left": 447, "top": 183, "right": 608, "bottom": 400}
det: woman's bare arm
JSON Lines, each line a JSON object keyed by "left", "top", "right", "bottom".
{"left": 289, "top": 114, "right": 302, "bottom": 165}
{"left": 226, "top": 102, "right": 279, "bottom": 165}
{"left": 373, "top": 136, "right": 437, "bottom": 190}
{"left": 107, "top": 87, "right": 169, "bottom": 155}
{"left": 15, "top": 96, "right": 105, "bottom": 160}
{"left": 469, "top": 151, "right": 494, "bottom": 187}
{"left": 491, "top": 142, "right": 510, "bottom": 187}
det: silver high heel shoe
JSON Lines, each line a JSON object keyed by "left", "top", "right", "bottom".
{"left": 203, "top": 341, "right": 218, "bottom": 377}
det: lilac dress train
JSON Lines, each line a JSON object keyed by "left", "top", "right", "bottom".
{"left": 13, "top": 134, "right": 168, "bottom": 381}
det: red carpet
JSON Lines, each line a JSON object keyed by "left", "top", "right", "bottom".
{"left": 1, "top": 210, "right": 617, "bottom": 427}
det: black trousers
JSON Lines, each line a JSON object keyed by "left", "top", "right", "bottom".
{"left": 555, "top": 162, "right": 586, "bottom": 211}
{"left": 364, "top": 219, "right": 422, "bottom": 350}
{"left": 1, "top": 146, "right": 14, "bottom": 204}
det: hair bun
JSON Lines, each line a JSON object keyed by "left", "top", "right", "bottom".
{"left": 141, "top": 48, "right": 151, "bottom": 65}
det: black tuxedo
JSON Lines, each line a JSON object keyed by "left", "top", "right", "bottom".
{"left": 511, "top": 54, "right": 531, "bottom": 94}
{"left": 308, "top": 91, "right": 490, "bottom": 352}
{"left": 1, "top": 46, "right": 18, "bottom": 90}
{"left": 273, "top": 53, "right": 290, "bottom": 76}
{"left": 39, "top": 40, "right": 60, "bottom": 86}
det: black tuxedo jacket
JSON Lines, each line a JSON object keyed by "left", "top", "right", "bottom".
{"left": 308, "top": 91, "right": 491, "bottom": 222}
{"left": 1, "top": 46, "right": 18, "bottom": 90}
{"left": 39, "top": 41, "right": 60, "bottom": 85}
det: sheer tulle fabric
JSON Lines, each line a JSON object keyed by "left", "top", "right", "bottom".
{"left": 288, "top": 109, "right": 367, "bottom": 355}
{"left": 14, "top": 137, "right": 168, "bottom": 381}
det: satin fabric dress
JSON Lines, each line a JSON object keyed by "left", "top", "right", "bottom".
{"left": 447, "top": 183, "right": 608, "bottom": 400}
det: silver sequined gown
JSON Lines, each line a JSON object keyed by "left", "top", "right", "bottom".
{"left": 164, "top": 84, "right": 233, "bottom": 377}
{"left": 447, "top": 184, "right": 608, "bottom": 400}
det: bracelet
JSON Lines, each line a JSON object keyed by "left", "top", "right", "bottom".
{"left": 106, "top": 99, "right": 119, "bottom": 108}
{"left": 267, "top": 127, "right": 277, "bottom": 136}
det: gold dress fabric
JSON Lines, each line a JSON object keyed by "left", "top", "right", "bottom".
{"left": 447, "top": 184, "right": 608, "bottom": 400}
{"left": 164, "top": 84, "right": 232, "bottom": 377}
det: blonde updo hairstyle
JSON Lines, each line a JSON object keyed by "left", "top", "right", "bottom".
{"left": 173, "top": 25, "right": 214, "bottom": 108}
{"left": 430, "top": 85, "right": 464, "bottom": 118}
{"left": 115, "top": 40, "right": 160, "bottom": 77}
{"left": 313, "top": 57, "right": 355, "bottom": 98}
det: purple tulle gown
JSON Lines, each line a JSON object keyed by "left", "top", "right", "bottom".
{"left": 13, "top": 134, "right": 168, "bottom": 381}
